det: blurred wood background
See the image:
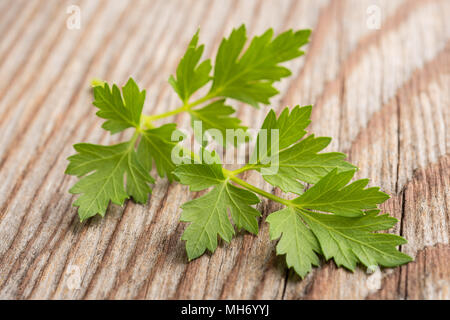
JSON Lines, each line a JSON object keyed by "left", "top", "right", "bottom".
{"left": 0, "top": 0, "right": 449, "bottom": 299}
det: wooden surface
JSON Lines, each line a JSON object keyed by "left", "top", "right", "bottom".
{"left": 0, "top": 0, "right": 449, "bottom": 300}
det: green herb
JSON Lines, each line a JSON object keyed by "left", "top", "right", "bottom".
{"left": 209, "top": 26, "right": 310, "bottom": 107}
{"left": 66, "top": 25, "right": 411, "bottom": 278}
{"left": 175, "top": 106, "right": 412, "bottom": 277}
{"left": 67, "top": 25, "right": 310, "bottom": 220}
{"left": 177, "top": 164, "right": 261, "bottom": 260}
{"left": 249, "top": 107, "right": 356, "bottom": 194}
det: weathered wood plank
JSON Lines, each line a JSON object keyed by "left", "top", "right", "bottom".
{"left": 0, "top": 0, "right": 448, "bottom": 299}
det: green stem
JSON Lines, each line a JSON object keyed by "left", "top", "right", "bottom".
{"left": 143, "top": 105, "right": 188, "bottom": 124}
{"left": 141, "top": 93, "right": 216, "bottom": 128}
{"left": 222, "top": 168, "right": 293, "bottom": 207}
{"left": 187, "top": 93, "right": 216, "bottom": 110}
{"left": 229, "top": 164, "right": 256, "bottom": 175}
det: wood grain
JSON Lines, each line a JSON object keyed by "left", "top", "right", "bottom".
{"left": 0, "top": 0, "right": 448, "bottom": 300}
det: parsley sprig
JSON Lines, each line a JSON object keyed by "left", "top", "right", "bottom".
{"left": 65, "top": 25, "right": 412, "bottom": 278}
{"left": 66, "top": 25, "right": 310, "bottom": 220}
{"left": 174, "top": 106, "right": 412, "bottom": 277}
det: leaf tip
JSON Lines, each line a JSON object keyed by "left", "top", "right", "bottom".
{"left": 91, "top": 78, "right": 106, "bottom": 88}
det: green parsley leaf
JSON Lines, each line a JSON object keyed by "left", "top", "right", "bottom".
{"left": 251, "top": 106, "right": 355, "bottom": 194}
{"left": 65, "top": 141, "right": 154, "bottom": 221}
{"left": 138, "top": 123, "right": 179, "bottom": 180}
{"left": 299, "top": 209, "right": 413, "bottom": 270}
{"left": 292, "top": 169, "right": 390, "bottom": 217}
{"left": 169, "top": 29, "right": 212, "bottom": 103}
{"left": 174, "top": 163, "right": 260, "bottom": 260}
{"left": 189, "top": 99, "right": 246, "bottom": 146}
{"left": 210, "top": 26, "right": 310, "bottom": 107}
{"left": 173, "top": 163, "right": 224, "bottom": 191}
{"left": 263, "top": 135, "right": 355, "bottom": 194}
{"left": 266, "top": 207, "right": 321, "bottom": 278}
{"left": 67, "top": 78, "right": 182, "bottom": 220}
{"left": 268, "top": 208, "right": 412, "bottom": 276}
{"left": 93, "top": 78, "right": 145, "bottom": 134}
{"left": 252, "top": 106, "right": 311, "bottom": 164}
